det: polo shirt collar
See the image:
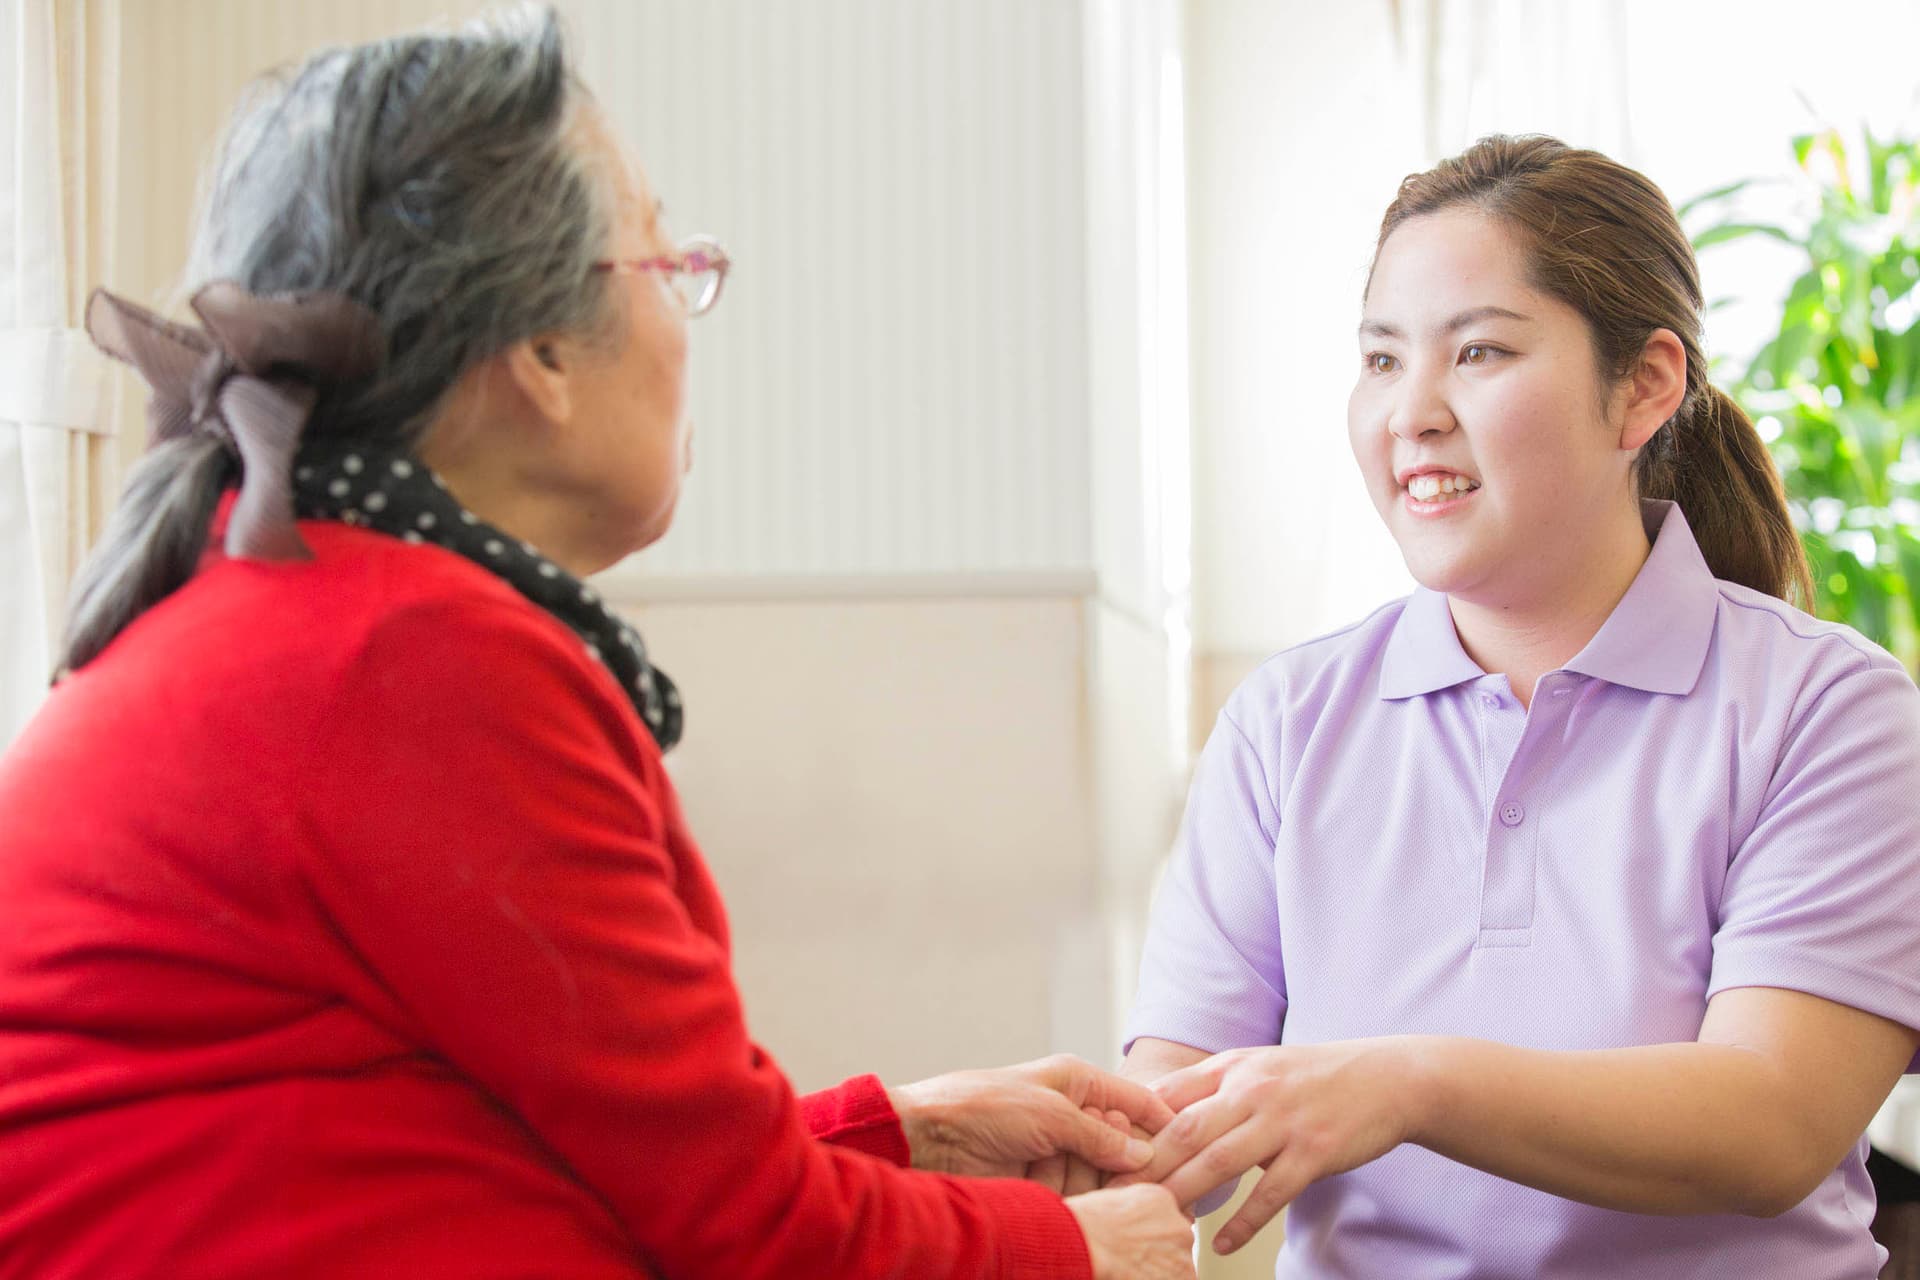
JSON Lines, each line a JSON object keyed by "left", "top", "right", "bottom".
{"left": 1562, "top": 500, "right": 1717, "bottom": 696}
{"left": 1379, "top": 587, "right": 1484, "bottom": 699}
{"left": 1378, "top": 500, "right": 1718, "bottom": 700}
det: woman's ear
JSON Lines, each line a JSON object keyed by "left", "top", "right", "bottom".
{"left": 1620, "top": 328, "right": 1688, "bottom": 452}
{"left": 499, "top": 335, "right": 576, "bottom": 426}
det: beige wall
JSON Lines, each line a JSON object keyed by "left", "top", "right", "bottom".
{"left": 622, "top": 590, "right": 1104, "bottom": 1089}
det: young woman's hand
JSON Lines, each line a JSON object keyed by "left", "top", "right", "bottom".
{"left": 1116, "top": 1039, "right": 1420, "bottom": 1255}
{"left": 1064, "top": 1184, "right": 1197, "bottom": 1279}
{"left": 888, "top": 1054, "right": 1172, "bottom": 1182}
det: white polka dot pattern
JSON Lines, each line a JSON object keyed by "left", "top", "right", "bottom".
{"left": 291, "top": 439, "right": 682, "bottom": 749}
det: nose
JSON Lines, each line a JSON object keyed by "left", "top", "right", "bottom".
{"left": 1387, "top": 369, "right": 1457, "bottom": 442}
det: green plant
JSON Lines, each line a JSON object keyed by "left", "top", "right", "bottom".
{"left": 1685, "top": 128, "right": 1920, "bottom": 674}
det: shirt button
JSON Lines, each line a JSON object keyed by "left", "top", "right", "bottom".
{"left": 1481, "top": 692, "right": 1501, "bottom": 709}
{"left": 1499, "top": 800, "right": 1526, "bottom": 827}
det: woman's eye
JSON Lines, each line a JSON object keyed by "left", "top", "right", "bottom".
{"left": 1367, "top": 352, "right": 1398, "bottom": 374}
{"left": 1462, "top": 344, "right": 1493, "bottom": 365}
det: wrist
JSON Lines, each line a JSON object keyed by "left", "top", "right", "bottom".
{"left": 886, "top": 1080, "right": 950, "bottom": 1171}
{"left": 1388, "top": 1035, "right": 1447, "bottom": 1147}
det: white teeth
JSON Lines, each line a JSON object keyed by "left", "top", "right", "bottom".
{"left": 1407, "top": 473, "right": 1479, "bottom": 501}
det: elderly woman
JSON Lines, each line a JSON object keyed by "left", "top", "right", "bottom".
{"left": 0, "top": 11, "right": 1193, "bottom": 1279}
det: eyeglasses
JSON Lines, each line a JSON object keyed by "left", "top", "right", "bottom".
{"left": 592, "top": 234, "right": 730, "bottom": 317}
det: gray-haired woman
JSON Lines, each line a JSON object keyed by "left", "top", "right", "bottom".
{"left": 0, "top": 10, "right": 1193, "bottom": 1278}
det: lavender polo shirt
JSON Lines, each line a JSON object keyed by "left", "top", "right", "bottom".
{"left": 1127, "top": 501, "right": 1920, "bottom": 1279}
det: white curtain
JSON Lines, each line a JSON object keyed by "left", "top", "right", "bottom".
{"left": 1392, "top": 0, "right": 1632, "bottom": 162}
{"left": 0, "top": 0, "right": 116, "bottom": 747}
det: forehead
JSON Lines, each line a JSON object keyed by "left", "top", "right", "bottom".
{"left": 1367, "top": 209, "right": 1535, "bottom": 312}
{"left": 573, "top": 104, "right": 660, "bottom": 230}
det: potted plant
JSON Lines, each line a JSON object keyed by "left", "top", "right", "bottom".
{"left": 1685, "top": 128, "right": 1920, "bottom": 674}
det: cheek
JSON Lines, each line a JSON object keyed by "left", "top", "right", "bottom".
{"left": 1346, "top": 384, "right": 1390, "bottom": 474}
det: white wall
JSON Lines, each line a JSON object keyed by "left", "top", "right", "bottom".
{"left": 576, "top": 0, "right": 1097, "bottom": 581}
{"left": 1184, "top": 0, "right": 1415, "bottom": 690}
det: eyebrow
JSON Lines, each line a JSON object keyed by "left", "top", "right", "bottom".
{"left": 1358, "top": 305, "right": 1533, "bottom": 340}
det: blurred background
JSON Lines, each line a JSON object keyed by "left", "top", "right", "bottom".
{"left": 8, "top": 2, "right": 1920, "bottom": 1273}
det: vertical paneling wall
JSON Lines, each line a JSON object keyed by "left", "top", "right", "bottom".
{"left": 115, "top": 0, "right": 1096, "bottom": 583}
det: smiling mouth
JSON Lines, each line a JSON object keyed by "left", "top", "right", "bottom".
{"left": 1405, "top": 473, "right": 1480, "bottom": 504}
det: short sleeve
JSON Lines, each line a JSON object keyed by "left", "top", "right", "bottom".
{"left": 1124, "top": 707, "right": 1287, "bottom": 1054}
{"left": 1708, "top": 654, "right": 1920, "bottom": 1072}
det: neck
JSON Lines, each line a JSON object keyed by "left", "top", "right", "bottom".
{"left": 1447, "top": 504, "right": 1652, "bottom": 708}
{"left": 416, "top": 396, "right": 623, "bottom": 579}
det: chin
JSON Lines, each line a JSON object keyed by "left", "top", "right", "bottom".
{"left": 1397, "top": 545, "right": 1487, "bottom": 598}
{"left": 627, "top": 496, "right": 681, "bottom": 555}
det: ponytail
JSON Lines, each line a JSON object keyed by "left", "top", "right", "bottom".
{"left": 58, "top": 7, "right": 612, "bottom": 676}
{"left": 1637, "top": 383, "right": 1813, "bottom": 608}
{"left": 58, "top": 438, "right": 235, "bottom": 675}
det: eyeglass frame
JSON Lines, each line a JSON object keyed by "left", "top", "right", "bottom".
{"left": 591, "top": 234, "right": 731, "bottom": 317}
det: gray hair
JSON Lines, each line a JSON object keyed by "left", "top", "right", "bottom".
{"left": 62, "top": 3, "right": 617, "bottom": 673}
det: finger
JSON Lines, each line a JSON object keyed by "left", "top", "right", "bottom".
{"left": 1062, "top": 1153, "right": 1103, "bottom": 1198}
{"left": 1076, "top": 1065, "right": 1177, "bottom": 1134}
{"left": 1026, "top": 1152, "right": 1067, "bottom": 1194}
{"left": 1160, "top": 1116, "right": 1277, "bottom": 1209}
{"left": 1212, "top": 1155, "right": 1308, "bottom": 1255}
{"left": 1063, "top": 1108, "right": 1115, "bottom": 1195}
{"left": 1149, "top": 1057, "right": 1230, "bottom": 1113}
{"left": 1093, "top": 1124, "right": 1158, "bottom": 1188}
{"left": 1052, "top": 1098, "right": 1155, "bottom": 1172}
{"left": 1132, "top": 1094, "right": 1243, "bottom": 1187}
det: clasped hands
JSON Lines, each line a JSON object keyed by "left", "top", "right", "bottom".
{"left": 891, "top": 1039, "right": 1413, "bottom": 1263}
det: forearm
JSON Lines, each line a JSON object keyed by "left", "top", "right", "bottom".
{"left": 1121, "top": 1037, "right": 1209, "bottom": 1086}
{"left": 1402, "top": 1035, "right": 1817, "bottom": 1216}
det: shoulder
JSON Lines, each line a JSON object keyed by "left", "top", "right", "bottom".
{"left": 1707, "top": 580, "right": 1915, "bottom": 717}
{"left": 1218, "top": 597, "right": 1410, "bottom": 735}
{"left": 1710, "top": 580, "right": 1898, "bottom": 677}
{"left": 290, "top": 522, "right": 599, "bottom": 676}
{"left": 1701, "top": 583, "right": 1920, "bottom": 795}
{"left": 222, "top": 523, "right": 654, "bottom": 772}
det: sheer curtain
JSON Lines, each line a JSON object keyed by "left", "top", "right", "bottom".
{"left": 1392, "top": 0, "right": 1632, "bottom": 161}
{"left": 0, "top": 0, "right": 116, "bottom": 747}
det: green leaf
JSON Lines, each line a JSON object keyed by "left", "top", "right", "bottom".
{"left": 1693, "top": 221, "right": 1798, "bottom": 250}
{"left": 1896, "top": 526, "right": 1920, "bottom": 638}
{"left": 1676, "top": 178, "right": 1753, "bottom": 219}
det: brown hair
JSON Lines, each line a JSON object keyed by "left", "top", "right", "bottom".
{"left": 1368, "top": 134, "right": 1813, "bottom": 607}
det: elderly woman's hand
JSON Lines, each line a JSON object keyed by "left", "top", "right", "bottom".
{"left": 887, "top": 1054, "right": 1174, "bottom": 1182}
{"left": 1066, "top": 1184, "right": 1197, "bottom": 1279}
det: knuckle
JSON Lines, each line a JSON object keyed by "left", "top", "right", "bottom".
{"left": 1197, "top": 1145, "right": 1242, "bottom": 1179}
{"left": 1134, "top": 1182, "right": 1179, "bottom": 1212}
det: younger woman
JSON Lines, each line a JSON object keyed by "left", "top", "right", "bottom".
{"left": 1121, "top": 135, "right": 1920, "bottom": 1278}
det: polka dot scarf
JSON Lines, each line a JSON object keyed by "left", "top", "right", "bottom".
{"left": 290, "top": 438, "right": 683, "bottom": 752}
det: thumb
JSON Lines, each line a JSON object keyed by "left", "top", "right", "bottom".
{"left": 1052, "top": 1098, "right": 1155, "bottom": 1173}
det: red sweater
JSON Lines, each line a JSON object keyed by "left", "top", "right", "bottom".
{"left": 0, "top": 518, "right": 1092, "bottom": 1279}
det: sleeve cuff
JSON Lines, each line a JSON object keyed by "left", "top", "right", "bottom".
{"left": 797, "top": 1073, "right": 912, "bottom": 1166}
{"left": 1122, "top": 1004, "right": 1280, "bottom": 1058}
{"left": 951, "top": 1176, "right": 1094, "bottom": 1280}
{"left": 1708, "top": 945, "right": 1920, "bottom": 1073}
